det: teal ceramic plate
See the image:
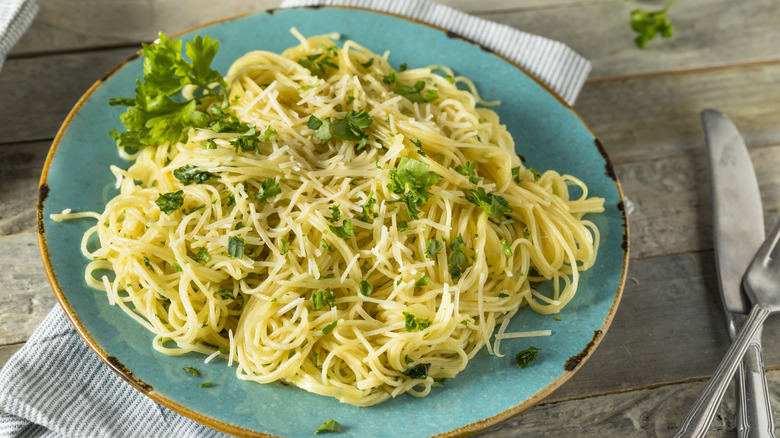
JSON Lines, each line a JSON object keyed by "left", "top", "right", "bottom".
{"left": 38, "top": 6, "right": 628, "bottom": 438}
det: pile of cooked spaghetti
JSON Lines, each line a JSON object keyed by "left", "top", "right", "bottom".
{"left": 57, "top": 30, "right": 603, "bottom": 406}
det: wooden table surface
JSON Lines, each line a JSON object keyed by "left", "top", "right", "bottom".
{"left": 3, "top": 0, "right": 780, "bottom": 436}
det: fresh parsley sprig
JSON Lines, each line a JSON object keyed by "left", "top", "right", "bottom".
{"left": 464, "top": 187, "right": 513, "bottom": 222}
{"left": 629, "top": 0, "right": 676, "bottom": 48}
{"left": 386, "top": 157, "right": 442, "bottom": 220}
{"left": 109, "top": 33, "right": 226, "bottom": 149}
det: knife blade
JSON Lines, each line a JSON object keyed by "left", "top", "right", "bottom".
{"left": 702, "top": 109, "right": 774, "bottom": 438}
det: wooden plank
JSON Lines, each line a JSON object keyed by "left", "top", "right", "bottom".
{"left": 485, "top": 0, "right": 780, "bottom": 78}
{"left": 10, "top": 0, "right": 615, "bottom": 56}
{"left": 0, "top": 233, "right": 57, "bottom": 345}
{"left": 476, "top": 375, "right": 775, "bottom": 437}
{"left": 0, "top": 140, "right": 52, "bottom": 236}
{"left": 615, "top": 144, "right": 780, "bottom": 260}
{"left": 576, "top": 62, "right": 780, "bottom": 164}
{"left": 0, "top": 48, "right": 138, "bottom": 144}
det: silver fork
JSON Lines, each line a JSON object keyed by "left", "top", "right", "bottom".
{"left": 675, "top": 217, "right": 780, "bottom": 438}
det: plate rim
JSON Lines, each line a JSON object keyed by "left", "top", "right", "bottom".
{"left": 36, "top": 5, "right": 630, "bottom": 437}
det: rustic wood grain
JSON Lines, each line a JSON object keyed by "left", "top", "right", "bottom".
{"left": 475, "top": 373, "right": 780, "bottom": 438}
{"left": 0, "top": 141, "right": 52, "bottom": 236}
{"left": 9, "top": 0, "right": 620, "bottom": 56}
{"left": 0, "top": 48, "right": 138, "bottom": 145}
{"left": 485, "top": 0, "right": 780, "bottom": 78}
{"left": 0, "top": 233, "right": 57, "bottom": 345}
{"left": 576, "top": 62, "right": 780, "bottom": 165}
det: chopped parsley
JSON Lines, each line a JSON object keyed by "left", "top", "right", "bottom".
{"left": 403, "top": 311, "right": 432, "bottom": 332}
{"left": 329, "top": 219, "right": 354, "bottom": 239}
{"left": 361, "top": 191, "right": 378, "bottom": 222}
{"left": 230, "top": 127, "right": 263, "bottom": 153}
{"left": 397, "top": 220, "right": 410, "bottom": 231}
{"left": 516, "top": 346, "right": 541, "bottom": 368}
{"left": 183, "top": 367, "right": 200, "bottom": 377}
{"left": 156, "top": 190, "right": 184, "bottom": 214}
{"left": 199, "top": 382, "right": 213, "bottom": 387}
{"left": 298, "top": 46, "right": 339, "bottom": 77}
{"left": 326, "top": 205, "right": 341, "bottom": 223}
{"left": 313, "top": 288, "right": 336, "bottom": 311}
{"left": 530, "top": 166, "right": 541, "bottom": 181}
{"left": 500, "top": 239, "right": 513, "bottom": 258}
{"left": 214, "top": 288, "right": 243, "bottom": 306}
{"left": 359, "top": 279, "right": 372, "bottom": 296}
{"left": 315, "top": 419, "right": 341, "bottom": 434}
{"left": 321, "top": 239, "right": 334, "bottom": 252}
{"left": 464, "top": 187, "right": 513, "bottom": 222}
{"left": 394, "top": 81, "right": 438, "bottom": 103}
{"left": 415, "top": 275, "right": 431, "bottom": 287}
{"left": 454, "top": 161, "right": 483, "bottom": 184}
{"left": 308, "top": 115, "right": 332, "bottom": 142}
{"left": 255, "top": 178, "right": 281, "bottom": 203}
{"left": 280, "top": 238, "right": 289, "bottom": 255}
{"left": 322, "top": 320, "right": 338, "bottom": 335}
{"left": 227, "top": 236, "right": 245, "bottom": 259}
{"left": 447, "top": 235, "right": 471, "bottom": 279}
{"left": 173, "top": 262, "right": 182, "bottom": 272}
{"left": 386, "top": 156, "right": 441, "bottom": 219}
{"left": 173, "top": 165, "right": 217, "bottom": 185}
{"left": 425, "top": 239, "right": 444, "bottom": 258}
{"left": 402, "top": 363, "right": 431, "bottom": 379}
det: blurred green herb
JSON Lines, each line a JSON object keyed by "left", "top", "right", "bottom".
{"left": 629, "top": 0, "right": 676, "bottom": 48}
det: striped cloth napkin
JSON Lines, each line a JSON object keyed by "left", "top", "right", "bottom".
{"left": 0, "top": 1, "right": 590, "bottom": 437}
{"left": 0, "top": 0, "right": 37, "bottom": 73}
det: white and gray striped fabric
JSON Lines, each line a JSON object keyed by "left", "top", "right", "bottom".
{"left": 0, "top": 0, "right": 36, "bottom": 73}
{"left": 0, "top": 1, "right": 591, "bottom": 437}
{"left": 279, "top": 0, "right": 591, "bottom": 105}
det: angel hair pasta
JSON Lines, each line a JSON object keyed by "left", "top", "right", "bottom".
{"left": 55, "top": 30, "right": 604, "bottom": 406}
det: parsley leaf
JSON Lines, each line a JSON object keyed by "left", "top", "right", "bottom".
{"left": 308, "top": 115, "right": 332, "bottom": 142}
{"left": 500, "top": 239, "right": 513, "bottom": 258}
{"left": 230, "top": 127, "right": 263, "bottom": 153}
{"left": 403, "top": 311, "right": 432, "bottom": 332}
{"left": 402, "top": 363, "right": 431, "bottom": 379}
{"left": 255, "top": 178, "right": 281, "bottom": 203}
{"left": 426, "top": 239, "right": 444, "bottom": 258}
{"left": 386, "top": 157, "right": 441, "bottom": 219}
{"left": 415, "top": 275, "right": 431, "bottom": 287}
{"left": 322, "top": 320, "right": 338, "bottom": 335}
{"left": 359, "top": 279, "right": 372, "bottom": 296}
{"left": 156, "top": 190, "right": 184, "bottom": 214}
{"left": 331, "top": 110, "right": 373, "bottom": 146}
{"left": 280, "top": 238, "right": 289, "bottom": 255}
{"left": 447, "top": 235, "right": 471, "bottom": 279}
{"left": 183, "top": 367, "right": 200, "bottom": 377}
{"left": 361, "top": 192, "right": 378, "bottom": 222}
{"left": 516, "top": 346, "right": 541, "bottom": 368}
{"left": 464, "top": 187, "right": 513, "bottom": 221}
{"left": 315, "top": 419, "right": 341, "bottom": 434}
{"left": 298, "top": 48, "right": 339, "bottom": 77}
{"left": 454, "top": 161, "right": 483, "bottom": 184}
{"left": 321, "top": 239, "right": 334, "bottom": 252}
{"left": 394, "top": 81, "right": 438, "bottom": 103}
{"left": 227, "top": 236, "right": 245, "bottom": 259}
{"left": 173, "top": 165, "right": 217, "bottom": 185}
{"left": 326, "top": 205, "right": 341, "bottom": 223}
{"left": 630, "top": 0, "right": 676, "bottom": 49}
{"left": 329, "top": 219, "right": 354, "bottom": 239}
{"left": 214, "top": 288, "right": 243, "bottom": 306}
{"left": 195, "top": 247, "right": 211, "bottom": 263}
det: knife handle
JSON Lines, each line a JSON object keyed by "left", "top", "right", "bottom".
{"left": 739, "top": 327, "right": 775, "bottom": 438}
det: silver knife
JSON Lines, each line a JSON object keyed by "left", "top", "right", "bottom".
{"left": 702, "top": 109, "right": 774, "bottom": 438}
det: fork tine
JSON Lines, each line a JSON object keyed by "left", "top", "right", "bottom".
{"left": 755, "top": 216, "right": 780, "bottom": 264}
